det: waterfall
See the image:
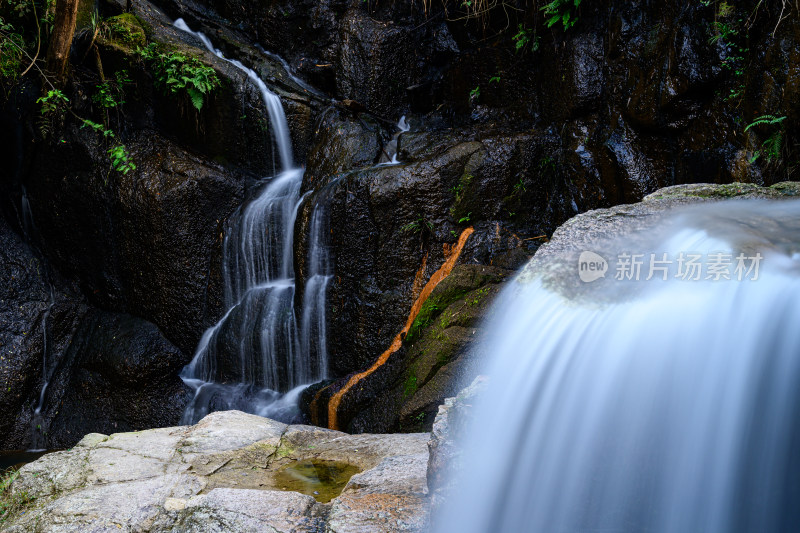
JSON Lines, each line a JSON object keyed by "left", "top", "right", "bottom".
{"left": 300, "top": 201, "right": 332, "bottom": 377}
{"left": 175, "top": 20, "right": 329, "bottom": 424}
{"left": 435, "top": 199, "right": 800, "bottom": 533}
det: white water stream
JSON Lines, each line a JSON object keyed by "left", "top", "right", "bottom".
{"left": 175, "top": 19, "right": 330, "bottom": 424}
{"left": 436, "top": 199, "right": 800, "bottom": 533}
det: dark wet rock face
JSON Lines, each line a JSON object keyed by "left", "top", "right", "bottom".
{"left": 297, "top": 122, "right": 585, "bottom": 431}
{"left": 334, "top": 265, "right": 509, "bottom": 434}
{"left": 336, "top": 10, "right": 422, "bottom": 118}
{"left": 0, "top": 217, "right": 87, "bottom": 449}
{"left": 25, "top": 129, "right": 245, "bottom": 356}
{"left": 302, "top": 108, "right": 381, "bottom": 189}
{"left": 3, "top": 0, "right": 800, "bottom": 446}
{"left": 305, "top": 128, "right": 566, "bottom": 378}
{"left": 0, "top": 216, "right": 187, "bottom": 450}
{"left": 201, "top": 0, "right": 796, "bottom": 192}
{"left": 46, "top": 311, "right": 191, "bottom": 448}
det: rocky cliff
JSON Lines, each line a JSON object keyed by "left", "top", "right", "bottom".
{"left": 1, "top": 0, "right": 799, "bottom": 445}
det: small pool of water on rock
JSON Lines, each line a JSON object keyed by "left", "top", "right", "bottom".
{"left": 0, "top": 450, "right": 49, "bottom": 473}
{"left": 273, "top": 460, "right": 360, "bottom": 503}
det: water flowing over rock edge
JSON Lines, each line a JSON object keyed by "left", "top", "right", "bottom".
{"left": 431, "top": 181, "right": 800, "bottom": 533}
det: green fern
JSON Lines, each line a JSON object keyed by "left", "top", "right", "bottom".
{"left": 762, "top": 130, "right": 784, "bottom": 162}
{"left": 186, "top": 87, "right": 204, "bottom": 111}
{"left": 744, "top": 114, "right": 787, "bottom": 164}
{"left": 37, "top": 89, "right": 69, "bottom": 115}
{"left": 137, "top": 44, "right": 220, "bottom": 111}
{"left": 744, "top": 114, "right": 787, "bottom": 133}
{"left": 541, "top": 0, "right": 582, "bottom": 31}
{"left": 80, "top": 119, "right": 135, "bottom": 174}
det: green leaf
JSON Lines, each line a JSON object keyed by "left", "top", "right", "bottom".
{"left": 187, "top": 87, "right": 204, "bottom": 111}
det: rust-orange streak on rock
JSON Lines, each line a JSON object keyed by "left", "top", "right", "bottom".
{"left": 410, "top": 251, "right": 428, "bottom": 302}
{"left": 327, "top": 227, "right": 475, "bottom": 430}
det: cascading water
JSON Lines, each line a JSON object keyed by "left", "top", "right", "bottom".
{"left": 378, "top": 115, "right": 409, "bottom": 165}
{"left": 435, "top": 200, "right": 800, "bottom": 533}
{"left": 300, "top": 200, "right": 333, "bottom": 375}
{"left": 175, "top": 19, "right": 329, "bottom": 424}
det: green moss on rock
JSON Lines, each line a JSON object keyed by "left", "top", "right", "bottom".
{"left": 100, "top": 14, "right": 147, "bottom": 52}
{"left": 403, "top": 370, "right": 418, "bottom": 400}
{"left": 644, "top": 182, "right": 789, "bottom": 201}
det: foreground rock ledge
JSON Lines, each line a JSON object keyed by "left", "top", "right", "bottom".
{"left": 4, "top": 411, "right": 430, "bottom": 532}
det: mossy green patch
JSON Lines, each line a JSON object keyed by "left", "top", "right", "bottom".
{"left": 75, "top": 0, "right": 96, "bottom": 30}
{"left": 467, "top": 286, "right": 491, "bottom": 307}
{"left": 449, "top": 171, "right": 474, "bottom": 221}
{"left": 647, "top": 182, "right": 771, "bottom": 201}
{"left": 449, "top": 147, "right": 485, "bottom": 223}
{"left": 405, "top": 266, "right": 506, "bottom": 344}
{"left": 403, "top": 369, "right": 418, "bottom": 400}
{"left": 101, "top": 13, "right": 146, "bottom": 51}
{"left": 274, "top": 442, "right": 295, "bottom": 459}
{"left": 770, "top": 182, "right": 800, "bottom": 196}
{"left": 405, "top": 301, "right": 438, "bottom": 344}
{"left": 695, "top": 183, "right": 759, "bottom": 198}
{"left": 405, "top": 289, "right": 468, "bottom": 343}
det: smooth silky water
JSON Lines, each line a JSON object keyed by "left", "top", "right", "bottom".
{"left": 435, "top": 199, "right": 800, "bottom": 533}
{"left": 174, "top": 20, "right": 331, "bottom": 424}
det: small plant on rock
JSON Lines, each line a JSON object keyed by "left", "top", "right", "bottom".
{"left": 0, "top": 470, "right": 33, "bottom": 525}
{"left": 0, "top": 18, "right": 25, "bottom": 82}
{"left": 513, "top": 24, "right": 540, "bottom": 52}
{"left": 542, "top": 0, "right": 583, "bottom": 31}
{"left": 92, "top": 70, "right": 130, "bottom": 110}
{"left": 745, "top": 114, "right": 787, "bottom": 164}
{"left": 36, "top": 88, "right": 68, "bottom": 115}
{"left": 36, "top": 88, "right": 69, "bottom": 136}
{"left": 137, "top": 43, "right": 220, "bottom": 111}
{"left": 401, "top": 218, "right": 434, "bottom": 234}
{"left": 81, "top": 119, "right": 136, "bottom": 175}
{"left": 469, "top": 85, "right": 480, "bottom": 102}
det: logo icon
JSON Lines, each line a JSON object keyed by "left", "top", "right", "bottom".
{"left": 578, "top": 251, "right": 608, "bottom": 283}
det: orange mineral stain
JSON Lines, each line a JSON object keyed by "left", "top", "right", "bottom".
{"left": 326, "top": 227, "right": 474, "bottom": 430}
{"left": 411, "top": 252, "right": 429, "bottom": 302}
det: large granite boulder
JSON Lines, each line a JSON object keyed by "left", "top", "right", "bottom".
{"left": 3, "top": 410, "right": 431, "bottom": 532}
